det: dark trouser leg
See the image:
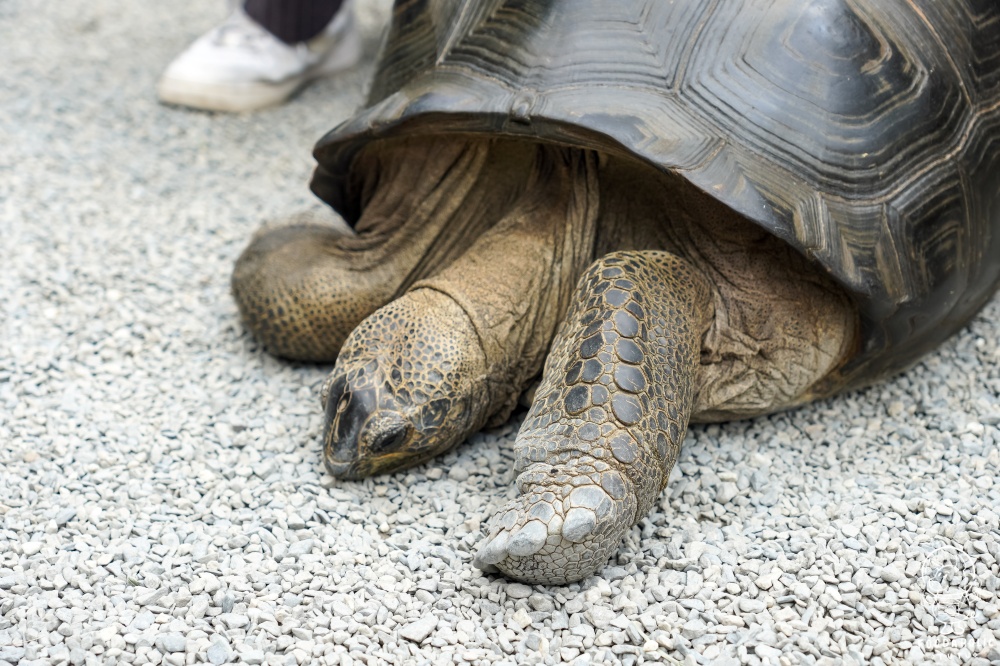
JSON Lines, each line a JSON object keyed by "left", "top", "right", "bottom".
{"left": 243, "top": 0, "right": 345, "bottom": 44}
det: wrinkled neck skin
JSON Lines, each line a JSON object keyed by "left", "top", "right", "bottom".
{"left": 410, "top": 145, "right": 604, "bottom": 428}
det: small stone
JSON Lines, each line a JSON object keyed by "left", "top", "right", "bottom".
{"left": 879, "top": 566, "right": 903, "bottom": 583}
{"left": 511, "top": 608, "right": 533, "bottom": 629}
{"left": 21, "top": 542, "right": 43, "bottom": 556}
{"left": 718, "top": 614, "right": 746, "bottom": 627}
{"left": 756, "top": 572, "right": 778, "bottom": 590}
{"left": 528, "top": 593, "right": 555, "bottom": 612}
{"left": 190, "top": 598, "right": 210, "bottom": 619}
{"left": 218, "top": 613, "right": 249, "bottom": 629}
{"left": 889, "top": 499, "right": 909, "bottom": 516}
{"left": 202, "top": 575, "right": 221, "bottom": 594}
{"left": 739, "top": 599, "right": 766, "bottom": 613}
{"left": 550, "top": 610, "right": 569, "bottom": 630}
{"left": 759, "top": 487, "right": 780, "bottom": 506}
{"left": 155, "top": 632, "right": 186, "bottom": 653}
{"left": 507, "top": 583, "right": 533, "bottom": 599}
{"left": 129, "top": 611, "right": 155, "bottom": 631}
{"left": 681, "top": 619, "right": 708, "bottom": 640}
{"left": 191, "top": 541, "right": 210, "bottom": 561}
{"left": 55, "top": 508, "right": 77, "bottom": 525}
{"left": 448, "top": 466, "right": 470, "bottom": 482}
{"left": 716, "top": 482, "right": 739, "bottom": 504}
{"left": 287, "top": 539, "right": 314, "bottom": 557}
{"left": 755, "top": 644, "right": 781, "bottom": 661}
{"left": 207, "top": 640, "right": 230, "bottom": 665}
{"left": 400, "top": 616, "right": 437, "bottom": 643}
{"left": 524, "top": 633, "right": 543, "bottom": 651}
{"left": 138, "top": 588, "right": 168, "bottom": 606}
{"left": 0, "top": 648, "right": 25, "bottom": 663}
{"left": 585, "top": 607, "right": 616, "bottom": 629}
{"left": 241, "top": 648, "right": 265, "bottom": 664}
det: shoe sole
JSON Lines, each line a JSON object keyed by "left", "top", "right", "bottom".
{"left": 157, "top": 26, "right": 363, "bottom": 112}
{"left": 157, "top": 76, "right": 304, "bottom": 113}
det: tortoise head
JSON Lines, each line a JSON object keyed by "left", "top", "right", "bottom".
{"left": 321, "top": 290, "right": 489, "bottom": 480}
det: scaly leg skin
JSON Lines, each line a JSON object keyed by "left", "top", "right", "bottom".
{"left": 474, "top": 251, "right": 713, "bottom": 585}
{"left": 231, "top": 138, "right": 533, "bottom": 362}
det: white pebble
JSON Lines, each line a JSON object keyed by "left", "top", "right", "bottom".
{"left": 399, "top": 616, "right": 437, "bottom": 643}
{"left": 155, "top": 633, "right": 186, "bottom": 654}
{"left": 21, "top": 542, "right": 43, "bottom": 556}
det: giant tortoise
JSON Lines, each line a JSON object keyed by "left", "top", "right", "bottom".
{"left": 231, "top": 0, "right": 1000, "bottom": 584}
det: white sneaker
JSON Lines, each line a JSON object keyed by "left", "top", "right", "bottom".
{"left": 157, "top": 0, "right": 362, "bottom": 112}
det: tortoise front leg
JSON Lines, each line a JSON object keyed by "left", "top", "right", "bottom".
{"left": 474, "top": 251, "right": 713, "bottom": 584}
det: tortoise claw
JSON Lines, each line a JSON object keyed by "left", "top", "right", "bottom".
{"left": 506, "top": 520, "right": 548, "bottom": 557}
{"left": 472, "top": 463, "right": 637, "bottom": 584}
{"left": 473, "top": 532, "right": 510, "bottom": 567}
{"left": 561, "top": 508, "right": 598, "bottom": 543}
{"left": 473, "top": 520, "right": 549, "bottom": 570}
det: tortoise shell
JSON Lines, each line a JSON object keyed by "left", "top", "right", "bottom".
{"left": 310, "top": 0, "right": 1000, "bottom": 392}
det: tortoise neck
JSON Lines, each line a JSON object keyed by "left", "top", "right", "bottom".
{"left": 410, "top": 143, "right": 604, "bottom": 426}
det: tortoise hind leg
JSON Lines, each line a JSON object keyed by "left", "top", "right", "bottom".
{"left": 232, "top": 218, "right": 391, "bottom": 362}
{"left": 231, "top": 138, "right": 534, "bottom": 361}
{"left": 473, "top": 250, "right": 712, "bottom": 585}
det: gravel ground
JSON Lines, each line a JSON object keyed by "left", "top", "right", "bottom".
{"left": 3, "top": 2, "right": 1000, "bottom": 665}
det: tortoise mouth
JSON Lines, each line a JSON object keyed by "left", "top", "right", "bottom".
{"left": 323, "top": 448, "right": 422, "bottom": 480}
{"left": 323, "top": 456, "right": 359, "bottom": 480}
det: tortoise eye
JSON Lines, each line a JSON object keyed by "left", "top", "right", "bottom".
{"left": 368, "top": 422, "right": 411, "bottom": 454}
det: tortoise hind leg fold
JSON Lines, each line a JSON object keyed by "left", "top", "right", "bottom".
{"left": 473, "top": 251, "right": 713, "bottom": 585}
{"left": 231, "top": 138, "right": 533, "bottom": 362}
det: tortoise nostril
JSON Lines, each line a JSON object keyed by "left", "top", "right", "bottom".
{"left": 321, "top": 374, "right": 347, "bottom": 410}
{"left": 367, "top": 420, "right": 411, "bottom": 454}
